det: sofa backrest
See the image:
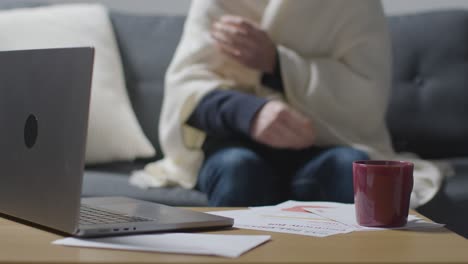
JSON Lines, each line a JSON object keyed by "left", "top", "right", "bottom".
{"left": 113, "top": 10, "right": 468, "bottom": 160}
{"left": 109, "top": 12, "right": 185, "bottom": 160}
{"left": 387, "top": 10, "right": 468, "bottom": 159}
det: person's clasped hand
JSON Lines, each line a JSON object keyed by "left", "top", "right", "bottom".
{"left": 250, "top": 100, "right": 316, "bottom": 149}
{"left": 211, "top": 15, "right": 277, "bottom": 74}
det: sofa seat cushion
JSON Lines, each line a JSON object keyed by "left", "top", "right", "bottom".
{"left": 417, "top": 158, "right": 468, "bottom": 238}
{"left": 444, "top": 158, "right": 468, "bottom": 204}
{"left": 82, "top": 171, "right": 208, "bottom": 206}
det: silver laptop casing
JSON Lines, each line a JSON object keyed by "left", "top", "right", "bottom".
{"left": 0, "top": 48, "right": 232, "bottom": 237}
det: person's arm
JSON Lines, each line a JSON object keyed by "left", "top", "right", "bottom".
{"left": 186, "top": 89, "right": 267, "bottom": 139}
{"left": 185, "top": 50, "right": 284, "bottom": 140}
{"left": 210, "top": 15, "right": 316, "bottom": 149}
{"left": 159, "top": 0, "right": 263, "bottom": 153}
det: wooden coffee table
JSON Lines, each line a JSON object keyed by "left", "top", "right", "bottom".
{"left": 1, "top": 208, "right": 467, "bottom": 264}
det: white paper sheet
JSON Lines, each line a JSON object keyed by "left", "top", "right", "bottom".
{"left": 53, "top": 233, "right": 271, "bottom": 258}
{"left": 209, "top": 209, "right": 354, "bottom": 237}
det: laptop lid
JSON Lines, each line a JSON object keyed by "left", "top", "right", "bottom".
{"left": 0, "top": 47, "right": 94, "bottom": 234}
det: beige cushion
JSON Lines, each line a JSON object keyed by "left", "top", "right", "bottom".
{"left": 0, "top": 4, "right": 155, "bottom": 163}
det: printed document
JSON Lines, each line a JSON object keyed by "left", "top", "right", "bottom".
{"left": 209, "top": 209, "right": 354, "bottom": 237}
{"left": 209, "top": 201, "right": 443, "bottom": 237}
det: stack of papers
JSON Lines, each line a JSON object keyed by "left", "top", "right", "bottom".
{"left": 208, "top": 200, "right": 444, "bottom": 237}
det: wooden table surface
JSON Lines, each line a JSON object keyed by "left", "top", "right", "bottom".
{"left": 0, "top": 208, "right": 467, "bottom": 264}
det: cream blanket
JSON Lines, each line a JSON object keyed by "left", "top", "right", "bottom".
{"left": 130, "top": 0, "right": 444, "bottom": 208}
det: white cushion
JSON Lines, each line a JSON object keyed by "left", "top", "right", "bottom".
{"left": 0, "top": 4, "right": 155, "bottom": 163}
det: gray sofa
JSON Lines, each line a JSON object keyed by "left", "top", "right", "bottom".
{"left": 85, "top": 9, "right": 468, "bottom": 237}
{"left": 386, "top": 10, "right": 468, "bottom": 238}
{"left": 2, "top": 2, "right": 467, "bottom": 237}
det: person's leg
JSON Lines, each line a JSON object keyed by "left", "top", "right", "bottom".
{"left": 290, "top": 147, "right": 369, "bottom": 203}
{"left": 197, "top": 146, "right": 285, "bottom": 206}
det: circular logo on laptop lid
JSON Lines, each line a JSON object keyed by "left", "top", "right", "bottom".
{"left": 24, "top": 114, "right": 38, "bottom": 149}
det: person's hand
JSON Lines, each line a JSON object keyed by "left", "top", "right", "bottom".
{"left": 211, "top": 15, "right": 277, "bottom": 73}
{"left": 250, "top": 100, "right": 316, "bottom": 149}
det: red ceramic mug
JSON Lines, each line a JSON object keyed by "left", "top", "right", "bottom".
{"left": 353, "top": 160, "right": 414, "bottom": 227}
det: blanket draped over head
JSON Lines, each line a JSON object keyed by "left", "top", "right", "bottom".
{"left": 131, "top": 0, "right": 444, "bottom": 208}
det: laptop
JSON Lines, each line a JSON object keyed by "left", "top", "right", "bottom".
{"left": 0, "top": 47, "right": 233, "bottom": 237}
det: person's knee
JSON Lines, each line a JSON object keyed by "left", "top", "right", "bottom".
{"left": 290, "top": 147, "right": 367, "bottom": 201}
{"left": 322, "top": 147, "right": 368, "bottom": 202}
{"left": 213, "top": 148, "right": 269, "bottom": 182}
{"left": 199, "top": 148, "right": 279, "bottom": 206}
{"left": 328, "top": 147, "right": 369, "bottom": 169}
{"left": 322, "top": 147, "right": 369, "bottom": 184}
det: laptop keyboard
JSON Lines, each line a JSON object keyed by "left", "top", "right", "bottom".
{"left": 79, "top": 204, "right": 155, "bottom": 225}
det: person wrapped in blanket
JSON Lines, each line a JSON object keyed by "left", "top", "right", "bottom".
{"left": 131, "top": 0, "right": 443, "bottom": 208}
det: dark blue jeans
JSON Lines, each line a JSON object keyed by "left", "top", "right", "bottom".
{"left": 196, "top": 139, "right": 370, "bottom": 206}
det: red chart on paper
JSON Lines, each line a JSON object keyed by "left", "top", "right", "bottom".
{"left": 281, "top": 205, "right": 333, "bottom": 213}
